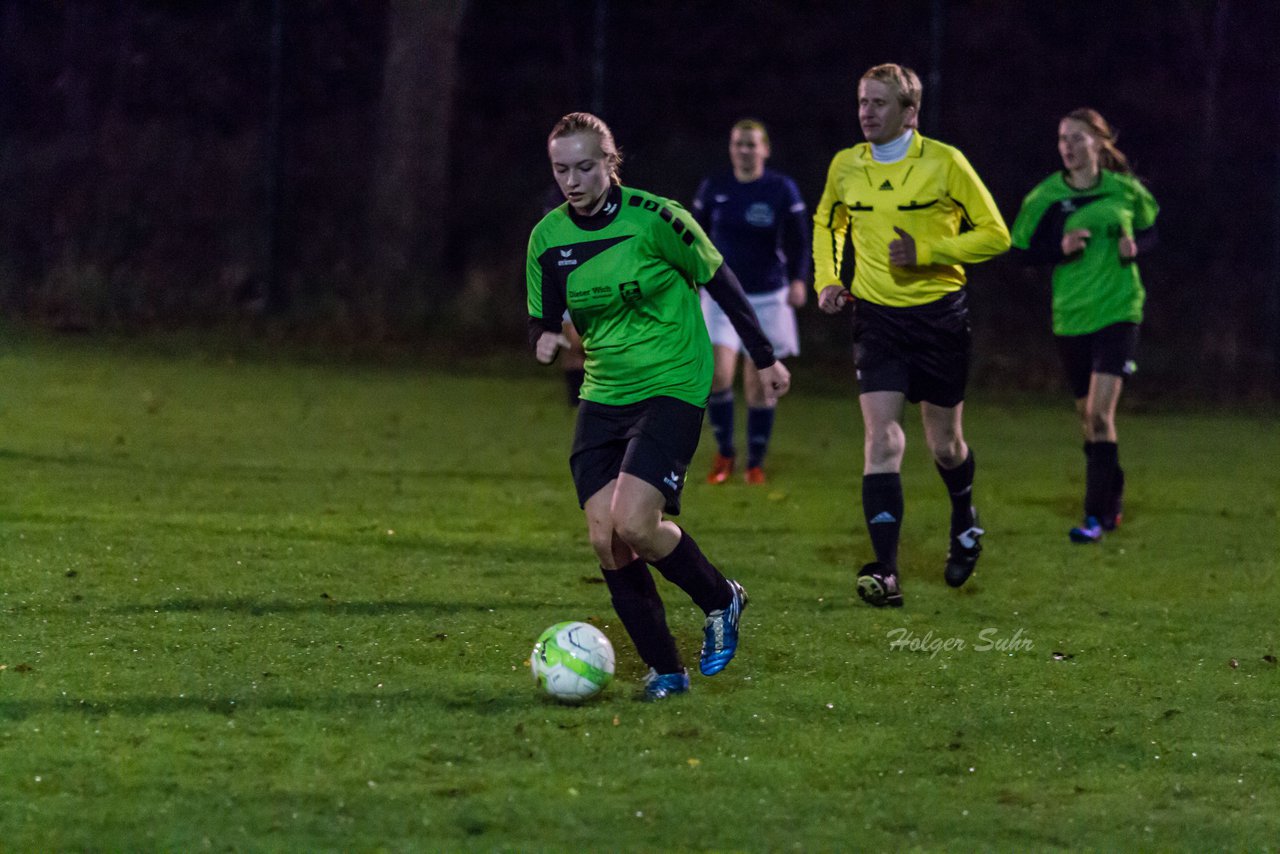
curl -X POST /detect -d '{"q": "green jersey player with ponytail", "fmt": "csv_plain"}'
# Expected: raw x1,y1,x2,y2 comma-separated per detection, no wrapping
1011,108,1159,543
527,112,791,701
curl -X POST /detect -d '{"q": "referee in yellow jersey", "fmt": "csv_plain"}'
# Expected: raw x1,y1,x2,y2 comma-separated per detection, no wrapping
814,63,1010,607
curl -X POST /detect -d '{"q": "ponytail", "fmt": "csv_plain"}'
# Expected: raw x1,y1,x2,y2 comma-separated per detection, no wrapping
1065,108,1130,174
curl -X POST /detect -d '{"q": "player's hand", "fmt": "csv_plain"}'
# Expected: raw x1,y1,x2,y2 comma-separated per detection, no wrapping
1062,228,1091,255
787,279,808,308
1118,235,1138,260
818,285,852,314
758,360,791,406
535,330,570,364
889,226,917,267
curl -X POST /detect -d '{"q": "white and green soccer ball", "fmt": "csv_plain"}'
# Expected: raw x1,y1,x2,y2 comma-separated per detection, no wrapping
530,621,615,703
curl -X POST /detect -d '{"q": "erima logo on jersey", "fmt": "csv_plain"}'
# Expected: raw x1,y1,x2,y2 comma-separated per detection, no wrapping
869,511,898,524
664,471,681,490
557,248,577,267
879,179,894,190
603,201,618,215
1060,200,1076,213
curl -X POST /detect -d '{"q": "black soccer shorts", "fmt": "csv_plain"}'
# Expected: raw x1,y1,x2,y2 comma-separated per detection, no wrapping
570,396,704,516
851,289,971,407
1055,322,1140,399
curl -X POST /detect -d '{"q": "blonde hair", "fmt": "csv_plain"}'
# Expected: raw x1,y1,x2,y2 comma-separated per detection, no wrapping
731,118,770,148
1063,108,1131,174
861,63,922,127
547,112,623,185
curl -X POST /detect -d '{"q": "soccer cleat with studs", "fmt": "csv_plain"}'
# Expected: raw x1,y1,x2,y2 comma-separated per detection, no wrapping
699,579,748,676
1069,516,1104,544
856,561,903,608
944,510,985,588
744,466,766,485
641,668,690,701
706,453,735,485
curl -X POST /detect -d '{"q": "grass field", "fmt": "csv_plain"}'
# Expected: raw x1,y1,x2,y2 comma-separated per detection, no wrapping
1,328,1277,851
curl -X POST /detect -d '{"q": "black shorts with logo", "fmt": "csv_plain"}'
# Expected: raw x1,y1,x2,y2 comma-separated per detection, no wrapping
1055,322,1139,399
852,289,971,407
570,396,704,516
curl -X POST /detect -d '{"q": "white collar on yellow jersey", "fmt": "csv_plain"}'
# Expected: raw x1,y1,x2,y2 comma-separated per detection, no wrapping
870,129,915,164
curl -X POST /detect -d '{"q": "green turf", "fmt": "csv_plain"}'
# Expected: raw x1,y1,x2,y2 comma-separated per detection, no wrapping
1,330,1277,851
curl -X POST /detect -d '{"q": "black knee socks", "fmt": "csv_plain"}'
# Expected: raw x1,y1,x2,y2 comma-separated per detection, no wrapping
936,450,976,536
1084,441,1121,522
601,558,682,674
650,530,732,614
862,473,904,571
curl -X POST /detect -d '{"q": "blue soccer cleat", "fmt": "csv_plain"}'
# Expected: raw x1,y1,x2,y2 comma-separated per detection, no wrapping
642,668,690,701
1069,516,1104,544
699,579,748,676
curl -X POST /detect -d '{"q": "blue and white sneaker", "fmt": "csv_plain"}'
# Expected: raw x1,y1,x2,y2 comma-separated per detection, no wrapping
699,579,748,676
1069,516,1104,544
642,668,690,701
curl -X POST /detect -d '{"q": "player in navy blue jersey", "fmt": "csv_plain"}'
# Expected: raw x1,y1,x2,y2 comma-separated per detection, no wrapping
693,120,810,485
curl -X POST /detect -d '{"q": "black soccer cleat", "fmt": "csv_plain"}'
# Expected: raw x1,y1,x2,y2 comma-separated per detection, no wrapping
857,561,903,607
944,509,984,588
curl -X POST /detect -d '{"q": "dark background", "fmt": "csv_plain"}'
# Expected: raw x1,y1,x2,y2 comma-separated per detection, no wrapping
2,0,1277,397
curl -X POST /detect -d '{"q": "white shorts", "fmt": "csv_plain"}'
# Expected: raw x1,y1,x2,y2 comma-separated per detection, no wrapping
701,287,800,359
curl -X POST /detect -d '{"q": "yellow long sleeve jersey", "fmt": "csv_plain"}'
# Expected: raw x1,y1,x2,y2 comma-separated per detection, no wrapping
812,132,1010,307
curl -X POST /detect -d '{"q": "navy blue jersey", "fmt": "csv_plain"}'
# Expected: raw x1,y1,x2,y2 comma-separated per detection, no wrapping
691,168,811,295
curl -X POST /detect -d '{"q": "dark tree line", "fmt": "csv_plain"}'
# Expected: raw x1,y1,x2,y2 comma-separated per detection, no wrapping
1,0,1276,395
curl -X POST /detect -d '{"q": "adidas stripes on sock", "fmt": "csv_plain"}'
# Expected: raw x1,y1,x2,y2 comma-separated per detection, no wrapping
862,472,903,571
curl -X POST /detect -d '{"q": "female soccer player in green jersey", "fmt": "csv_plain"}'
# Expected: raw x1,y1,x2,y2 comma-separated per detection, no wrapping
1011,108,1159,544
814,64,1010,607
527,112,791,700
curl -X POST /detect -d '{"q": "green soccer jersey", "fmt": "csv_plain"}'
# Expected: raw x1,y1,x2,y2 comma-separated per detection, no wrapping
527,185,723,407
1011,169,1159,336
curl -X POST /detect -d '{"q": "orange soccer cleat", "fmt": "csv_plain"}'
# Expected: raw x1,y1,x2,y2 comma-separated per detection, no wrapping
706,453,735,485
744,466,766,485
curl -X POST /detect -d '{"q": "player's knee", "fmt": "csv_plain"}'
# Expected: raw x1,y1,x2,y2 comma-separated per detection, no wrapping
930,437,966,468
587,529,616,565
865,427,905,468
611,509,658,554
1084,408,1112,440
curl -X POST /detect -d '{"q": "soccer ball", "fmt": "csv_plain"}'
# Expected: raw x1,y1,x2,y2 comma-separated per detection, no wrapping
530,621,615,703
